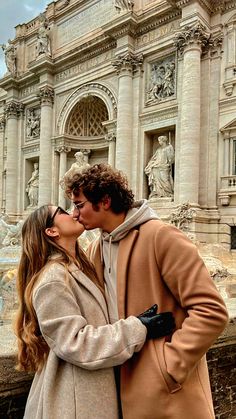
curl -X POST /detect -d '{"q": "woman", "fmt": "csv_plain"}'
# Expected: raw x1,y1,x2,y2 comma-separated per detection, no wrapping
15,205,173,419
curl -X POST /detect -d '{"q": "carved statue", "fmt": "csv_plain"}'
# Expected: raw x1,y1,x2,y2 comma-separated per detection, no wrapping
115,0,134,13
26,109,40,139
0,218,24,247
36,13,51,56
145,135,175,198
64,151,90,178
147,60,175,103
26,163,39,208
0,39,17,75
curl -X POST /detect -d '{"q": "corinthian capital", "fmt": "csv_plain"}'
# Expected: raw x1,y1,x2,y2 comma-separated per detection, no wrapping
39,86,54,105
174,22,210,54
4,101,24,118
55,145,71,153
112,52,143,75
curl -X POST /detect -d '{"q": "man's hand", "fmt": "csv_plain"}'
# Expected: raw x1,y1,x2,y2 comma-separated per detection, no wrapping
137,304,175,339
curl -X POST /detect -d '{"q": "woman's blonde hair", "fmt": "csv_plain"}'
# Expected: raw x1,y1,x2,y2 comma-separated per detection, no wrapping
15,205,99,372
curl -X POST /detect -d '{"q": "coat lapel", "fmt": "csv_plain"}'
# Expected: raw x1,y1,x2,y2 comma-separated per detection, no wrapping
117,229,139,319
68,264,109,323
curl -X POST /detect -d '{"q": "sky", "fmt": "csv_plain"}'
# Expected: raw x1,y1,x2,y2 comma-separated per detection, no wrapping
0,0,49,77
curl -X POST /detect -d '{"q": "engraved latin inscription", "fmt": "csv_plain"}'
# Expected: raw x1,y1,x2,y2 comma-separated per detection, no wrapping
57,0,116,47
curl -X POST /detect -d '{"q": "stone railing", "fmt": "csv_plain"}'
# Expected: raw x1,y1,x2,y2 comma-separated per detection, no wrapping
218,175,236,206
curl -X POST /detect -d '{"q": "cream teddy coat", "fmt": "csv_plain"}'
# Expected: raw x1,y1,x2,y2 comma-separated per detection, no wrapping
23,260,146,419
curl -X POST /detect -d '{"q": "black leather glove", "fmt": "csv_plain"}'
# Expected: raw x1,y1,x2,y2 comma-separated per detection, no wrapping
137,304,175,339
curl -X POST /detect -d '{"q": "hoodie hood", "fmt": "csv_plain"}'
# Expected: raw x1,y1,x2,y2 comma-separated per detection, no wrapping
100,199,159,324
102,199,159,243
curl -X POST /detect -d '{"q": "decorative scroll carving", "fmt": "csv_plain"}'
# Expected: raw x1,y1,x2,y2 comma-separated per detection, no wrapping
115,0,134,13
146,56,176,105
170,202,196,231
174,22,211,54
105,132,116,143
200,32,224,60
26,108,40,139
0,117,6,131
39,86,54,105
5,101,24,118
55,145,71,154
112,52,143,75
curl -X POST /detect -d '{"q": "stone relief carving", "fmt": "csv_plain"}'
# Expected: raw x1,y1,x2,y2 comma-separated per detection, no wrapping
145,135,174,199
26,162,39,208
115,0,134,13
0,215,23,247
0,40,17,76
146,57,176,104
170,202,196,232
36,13,51,57
26,109,40,139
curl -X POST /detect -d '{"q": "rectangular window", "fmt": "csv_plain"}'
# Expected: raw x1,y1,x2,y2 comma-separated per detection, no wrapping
233,139,236,175
231,226,236,249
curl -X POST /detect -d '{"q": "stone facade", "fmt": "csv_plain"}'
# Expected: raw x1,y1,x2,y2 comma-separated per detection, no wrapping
0,0,236,249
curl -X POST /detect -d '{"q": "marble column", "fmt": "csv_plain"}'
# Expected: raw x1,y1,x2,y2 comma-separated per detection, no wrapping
55,145,71,208
223,133,230,176
38,86,54,206
174,23,210,205
5,101,24,215
112,52,143,180
0,117,6,209
105,132,116,167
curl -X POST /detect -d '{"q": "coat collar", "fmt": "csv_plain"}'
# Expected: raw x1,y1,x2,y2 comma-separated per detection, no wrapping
116,229,139,318
68,262,109,323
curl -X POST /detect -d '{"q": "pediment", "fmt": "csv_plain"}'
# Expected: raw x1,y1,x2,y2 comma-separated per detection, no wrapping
221,118,236,132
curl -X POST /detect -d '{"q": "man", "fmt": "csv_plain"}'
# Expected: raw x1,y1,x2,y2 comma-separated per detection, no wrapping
63,163,228,419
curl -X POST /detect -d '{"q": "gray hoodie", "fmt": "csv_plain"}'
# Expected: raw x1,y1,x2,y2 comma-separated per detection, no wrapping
101,199,159,323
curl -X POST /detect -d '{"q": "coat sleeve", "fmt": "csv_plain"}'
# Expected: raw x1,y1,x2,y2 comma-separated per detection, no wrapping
33,271,146,370
154,223,229,384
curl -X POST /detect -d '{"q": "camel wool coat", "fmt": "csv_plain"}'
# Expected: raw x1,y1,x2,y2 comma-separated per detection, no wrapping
23,260,146,419
88,220,229,419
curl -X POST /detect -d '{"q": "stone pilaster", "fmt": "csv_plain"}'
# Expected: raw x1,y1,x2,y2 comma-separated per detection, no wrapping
174,22,210,205
0,116,6,210
55,145,71,208
112,52,143,180
4,101,24,215
105,132,116,167
38,86,54,206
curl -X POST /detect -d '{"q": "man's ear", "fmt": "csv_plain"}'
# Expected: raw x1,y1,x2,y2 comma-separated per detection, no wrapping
101,195,111,209
45,227,59,238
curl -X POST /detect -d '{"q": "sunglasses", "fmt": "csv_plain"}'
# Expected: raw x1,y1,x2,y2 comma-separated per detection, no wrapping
46,206,69,227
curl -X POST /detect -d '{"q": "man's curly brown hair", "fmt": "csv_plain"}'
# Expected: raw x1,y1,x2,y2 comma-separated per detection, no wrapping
62,163,134,214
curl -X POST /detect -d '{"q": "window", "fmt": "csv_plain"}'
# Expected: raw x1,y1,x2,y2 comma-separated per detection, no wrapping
231,226,236,249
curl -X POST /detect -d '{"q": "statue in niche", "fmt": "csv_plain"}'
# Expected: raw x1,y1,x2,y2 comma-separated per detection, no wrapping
146,59,175,104
0,39,17,75
145,135,175,199
36,13,51,56
115,0,134,13
26,162,39,208
64,151,90,178
26,109,40,139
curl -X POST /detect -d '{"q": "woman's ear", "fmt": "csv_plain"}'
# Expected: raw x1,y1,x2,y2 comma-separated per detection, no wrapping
45,227,60,238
